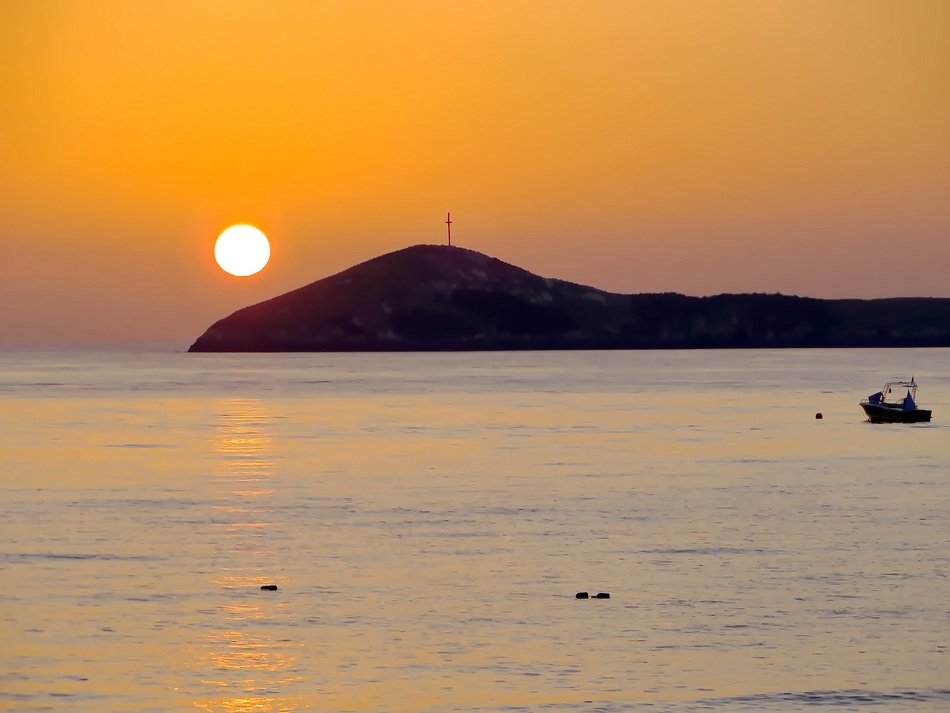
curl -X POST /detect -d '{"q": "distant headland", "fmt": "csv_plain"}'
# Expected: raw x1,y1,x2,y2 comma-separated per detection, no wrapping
188,244,950,352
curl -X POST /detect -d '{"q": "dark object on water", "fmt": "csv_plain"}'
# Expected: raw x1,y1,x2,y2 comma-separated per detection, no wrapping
815,412,823,419
575,591,589,599
260,584,278,591
594,592,611,599
860,378,932,423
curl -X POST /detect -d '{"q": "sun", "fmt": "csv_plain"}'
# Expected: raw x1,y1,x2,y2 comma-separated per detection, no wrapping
214,225,270,276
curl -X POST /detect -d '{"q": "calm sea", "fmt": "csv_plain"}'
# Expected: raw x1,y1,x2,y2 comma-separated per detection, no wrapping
1,348,948,712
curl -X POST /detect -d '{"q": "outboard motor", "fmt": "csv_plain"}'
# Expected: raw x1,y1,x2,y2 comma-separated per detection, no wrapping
902,391,916,411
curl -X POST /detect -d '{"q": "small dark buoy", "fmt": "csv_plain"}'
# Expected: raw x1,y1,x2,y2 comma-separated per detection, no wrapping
815,412,823,419
594,592,610,599
260,584,278,591
575,591,589,599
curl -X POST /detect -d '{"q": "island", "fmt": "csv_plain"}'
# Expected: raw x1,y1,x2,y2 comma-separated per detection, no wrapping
188,244,950,352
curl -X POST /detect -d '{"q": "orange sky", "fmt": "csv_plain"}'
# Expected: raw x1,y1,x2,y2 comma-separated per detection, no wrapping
2,0,949,344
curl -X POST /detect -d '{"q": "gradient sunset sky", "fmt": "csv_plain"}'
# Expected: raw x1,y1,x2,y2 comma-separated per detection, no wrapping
2,1,949,345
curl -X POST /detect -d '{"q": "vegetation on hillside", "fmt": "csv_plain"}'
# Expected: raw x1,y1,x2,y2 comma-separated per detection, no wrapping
189,245,950,352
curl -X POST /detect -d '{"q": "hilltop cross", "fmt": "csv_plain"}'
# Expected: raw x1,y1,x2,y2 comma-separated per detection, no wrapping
446,212,452,247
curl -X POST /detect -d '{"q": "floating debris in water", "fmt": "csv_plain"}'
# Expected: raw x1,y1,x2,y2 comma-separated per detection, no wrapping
575,591,589,599
260,584,278,591
594,592,610,599
815,412,823,419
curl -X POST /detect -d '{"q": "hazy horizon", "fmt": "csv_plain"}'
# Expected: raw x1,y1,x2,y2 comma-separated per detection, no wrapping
7,240,950,349
3,1,949,344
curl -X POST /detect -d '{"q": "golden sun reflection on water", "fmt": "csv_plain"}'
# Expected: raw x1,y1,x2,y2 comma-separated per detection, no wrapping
190,400,300,713
192,630,304,713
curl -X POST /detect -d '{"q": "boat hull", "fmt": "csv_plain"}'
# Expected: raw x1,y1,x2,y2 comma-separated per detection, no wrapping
860,403,932,423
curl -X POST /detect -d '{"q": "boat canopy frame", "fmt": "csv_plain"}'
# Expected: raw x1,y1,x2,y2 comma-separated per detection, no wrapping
872,377,918,406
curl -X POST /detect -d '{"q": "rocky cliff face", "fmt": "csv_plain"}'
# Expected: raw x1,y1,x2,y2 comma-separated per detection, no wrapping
188,244,950,352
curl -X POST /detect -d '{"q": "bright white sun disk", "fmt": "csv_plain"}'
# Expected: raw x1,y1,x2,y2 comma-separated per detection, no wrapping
214,225,270,276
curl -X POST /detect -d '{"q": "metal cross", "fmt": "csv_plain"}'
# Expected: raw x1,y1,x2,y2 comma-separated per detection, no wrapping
446,212,452,246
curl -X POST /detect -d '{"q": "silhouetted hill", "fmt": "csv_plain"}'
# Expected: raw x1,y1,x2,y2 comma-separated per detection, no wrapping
188,245,950,351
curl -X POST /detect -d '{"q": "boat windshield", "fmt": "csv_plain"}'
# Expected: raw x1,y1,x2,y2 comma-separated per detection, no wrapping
877,378,918,406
